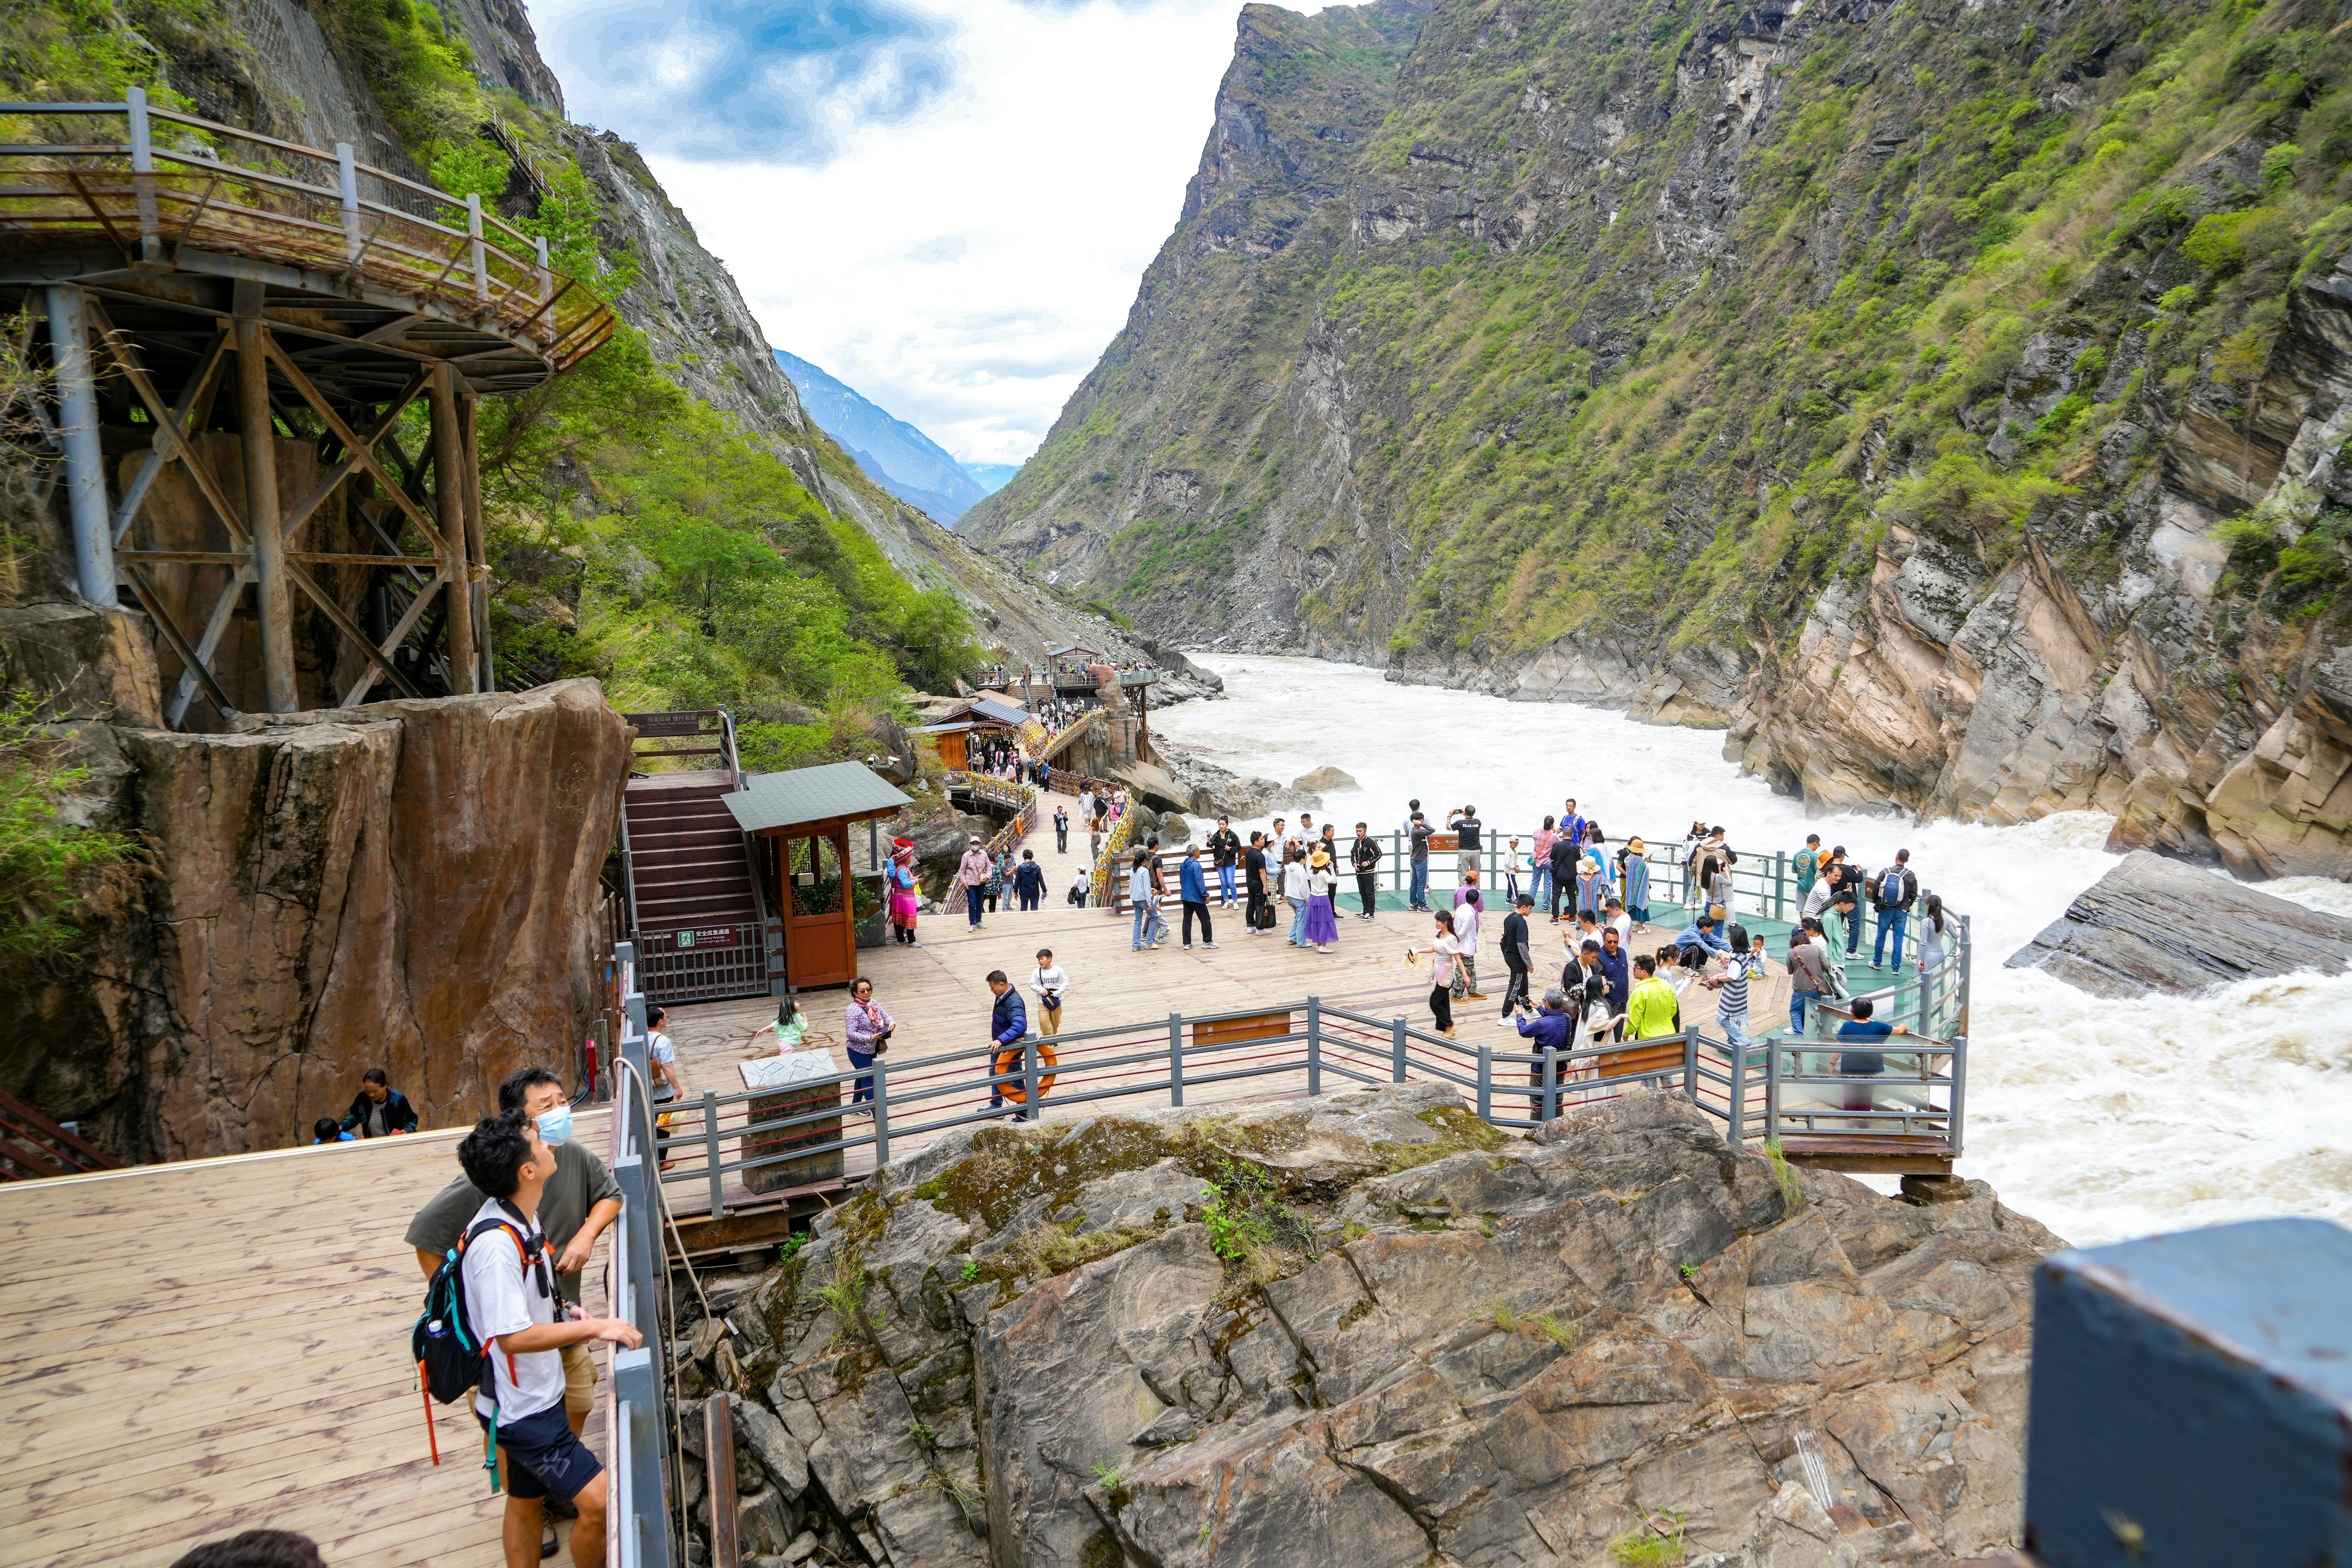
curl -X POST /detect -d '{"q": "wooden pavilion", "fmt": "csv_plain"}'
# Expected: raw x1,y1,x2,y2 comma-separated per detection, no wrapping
721,762,910,993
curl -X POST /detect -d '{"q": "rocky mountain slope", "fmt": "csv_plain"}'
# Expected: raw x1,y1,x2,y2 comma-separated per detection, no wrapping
776,349,991,523
677,1087,2060,1568
961,0,2352,879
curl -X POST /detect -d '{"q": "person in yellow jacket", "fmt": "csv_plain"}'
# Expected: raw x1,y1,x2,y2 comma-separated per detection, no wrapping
1626,953,1680,1038
1604,952,1685,1091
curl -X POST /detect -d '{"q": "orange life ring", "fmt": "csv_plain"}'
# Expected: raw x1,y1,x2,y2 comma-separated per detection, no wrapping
992,1038,1059,1102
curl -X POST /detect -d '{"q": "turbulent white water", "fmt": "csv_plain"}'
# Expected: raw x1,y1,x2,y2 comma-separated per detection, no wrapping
1152,653,2352,1246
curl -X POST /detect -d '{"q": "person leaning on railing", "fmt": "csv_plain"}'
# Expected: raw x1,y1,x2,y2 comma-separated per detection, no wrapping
1833,996,1910,1113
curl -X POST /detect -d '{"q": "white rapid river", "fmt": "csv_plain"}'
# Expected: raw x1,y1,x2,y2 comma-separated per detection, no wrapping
1151,653,2352,1246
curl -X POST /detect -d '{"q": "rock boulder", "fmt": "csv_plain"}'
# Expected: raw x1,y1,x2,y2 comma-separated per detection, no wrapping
0,678,630,1159
684,1086,2060,1568
2004,850,2352,997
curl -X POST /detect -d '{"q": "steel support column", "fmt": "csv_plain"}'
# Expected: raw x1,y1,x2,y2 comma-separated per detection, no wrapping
44,284,115,608
429,364,477,693
233,294,297,712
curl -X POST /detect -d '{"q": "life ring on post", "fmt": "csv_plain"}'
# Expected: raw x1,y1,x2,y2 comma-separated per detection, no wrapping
993,1038,1059,1102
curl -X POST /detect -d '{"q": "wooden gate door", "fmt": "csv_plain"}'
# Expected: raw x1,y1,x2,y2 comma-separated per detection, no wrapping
782,826,856,990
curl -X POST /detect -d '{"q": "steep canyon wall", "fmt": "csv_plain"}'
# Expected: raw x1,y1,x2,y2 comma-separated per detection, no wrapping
962,0,2352,878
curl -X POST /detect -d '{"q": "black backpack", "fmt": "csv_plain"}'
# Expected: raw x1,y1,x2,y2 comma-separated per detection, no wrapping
411,1203,551,1481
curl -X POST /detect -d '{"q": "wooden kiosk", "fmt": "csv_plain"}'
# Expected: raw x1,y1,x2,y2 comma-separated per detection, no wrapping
721,762,911,1192
720,761,911,993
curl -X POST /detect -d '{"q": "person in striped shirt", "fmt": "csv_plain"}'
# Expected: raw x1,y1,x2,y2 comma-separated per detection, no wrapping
1701,923,1766,1048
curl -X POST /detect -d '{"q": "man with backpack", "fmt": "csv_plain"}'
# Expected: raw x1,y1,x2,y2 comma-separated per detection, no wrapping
408,1069,623,1459
1868,848,1919,971
1012,849,1046,911
448,1109,642,1567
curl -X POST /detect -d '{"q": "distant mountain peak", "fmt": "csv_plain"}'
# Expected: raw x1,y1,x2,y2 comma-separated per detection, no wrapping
773,351,985,523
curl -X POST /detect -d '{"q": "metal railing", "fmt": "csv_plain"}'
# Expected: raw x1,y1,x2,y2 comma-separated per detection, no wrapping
605,945,676,1568
654,947,1970,1219
0,93,617,369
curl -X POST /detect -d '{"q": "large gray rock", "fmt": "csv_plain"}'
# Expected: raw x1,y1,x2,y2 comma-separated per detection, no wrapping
2005,850,2352,997
705,1086,2057,1568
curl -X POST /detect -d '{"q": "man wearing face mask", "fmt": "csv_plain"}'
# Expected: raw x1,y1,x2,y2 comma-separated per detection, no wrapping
406,1068,623,1451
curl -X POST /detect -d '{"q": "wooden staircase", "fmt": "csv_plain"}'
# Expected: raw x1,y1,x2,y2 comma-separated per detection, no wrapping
620,711,770,1003
623,772,760,932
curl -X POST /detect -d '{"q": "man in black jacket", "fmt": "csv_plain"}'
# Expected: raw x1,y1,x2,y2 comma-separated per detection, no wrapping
339,1068,418,1138
1207,818,1242,907
1546,830,1581,925
1498,893,1535,1019
1349,822,1382,919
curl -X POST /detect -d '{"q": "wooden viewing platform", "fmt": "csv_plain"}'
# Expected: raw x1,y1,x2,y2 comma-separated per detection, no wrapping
0,778,1965,1564
646,776,1965,1252
0,1127,616,1568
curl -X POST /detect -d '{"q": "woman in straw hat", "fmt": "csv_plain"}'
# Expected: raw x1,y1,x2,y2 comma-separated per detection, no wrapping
1305,847,1341,953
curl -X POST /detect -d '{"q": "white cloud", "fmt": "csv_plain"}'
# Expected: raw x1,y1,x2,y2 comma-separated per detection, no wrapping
532,0,1243,466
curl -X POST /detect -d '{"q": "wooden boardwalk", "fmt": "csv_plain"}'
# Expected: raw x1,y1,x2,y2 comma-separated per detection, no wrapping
654,781,1800,1218
0,783,1854,1566
0,1125,612,1568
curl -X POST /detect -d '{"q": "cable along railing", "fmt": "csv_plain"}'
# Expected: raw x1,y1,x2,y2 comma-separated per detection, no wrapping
0,90,617,374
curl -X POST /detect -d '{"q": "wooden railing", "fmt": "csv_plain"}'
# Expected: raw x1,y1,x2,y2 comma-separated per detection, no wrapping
0,92,616,370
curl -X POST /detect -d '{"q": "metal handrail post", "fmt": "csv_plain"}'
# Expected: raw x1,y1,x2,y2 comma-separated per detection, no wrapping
1775,851,1786,921
127,85,159,261
1306,996,1321,1097
1168,1014,1184,1106
872,1058,890,1166
701,1089,724,1220
336,142,361,262
1956,915,1972,1037
1541,1046,1558,1124
1391,1017,1407,1082
1476,1042,1492,1122
1682,1026,1698,1102
1023,1033,1041,1114
1949,1035,1967,1154
613,1347,672,1568
1764,1039,1780,1144
466,192,488,299
1727,1033,1746,1144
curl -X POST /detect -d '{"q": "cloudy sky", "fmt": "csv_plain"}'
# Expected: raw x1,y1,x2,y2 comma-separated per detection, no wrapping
530,0,1247,466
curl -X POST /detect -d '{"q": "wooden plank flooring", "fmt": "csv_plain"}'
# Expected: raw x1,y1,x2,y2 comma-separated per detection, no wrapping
0,1123,614,1568
653,783,1812,1214
0,781,1877,1565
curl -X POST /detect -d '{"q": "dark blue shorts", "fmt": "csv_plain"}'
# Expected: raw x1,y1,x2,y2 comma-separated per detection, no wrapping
480,1399,602,1503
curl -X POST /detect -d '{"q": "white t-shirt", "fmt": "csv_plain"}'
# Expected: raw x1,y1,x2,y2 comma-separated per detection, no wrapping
650,1030,677,1102
1283,860,1311,900
459,1197,564,1424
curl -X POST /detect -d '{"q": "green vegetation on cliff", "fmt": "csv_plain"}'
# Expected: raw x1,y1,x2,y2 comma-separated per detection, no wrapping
968,0,2352,669
3,0,982,774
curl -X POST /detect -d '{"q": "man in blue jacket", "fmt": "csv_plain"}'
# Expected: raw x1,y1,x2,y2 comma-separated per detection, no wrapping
986,969,1033,1120
1512,987,1575,1118
1673,914,1733,963
1012,850,1046,911
1177,847,1219,950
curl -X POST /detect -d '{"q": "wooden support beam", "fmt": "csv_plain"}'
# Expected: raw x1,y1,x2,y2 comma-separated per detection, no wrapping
282,556,424,701
164,564,253,730
340,565,445,707
82,299,247,545
120,563,238,720
260,336,445,558
233,295,296,714
108,330,228,547
428,362,476,694
270,365,427,550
